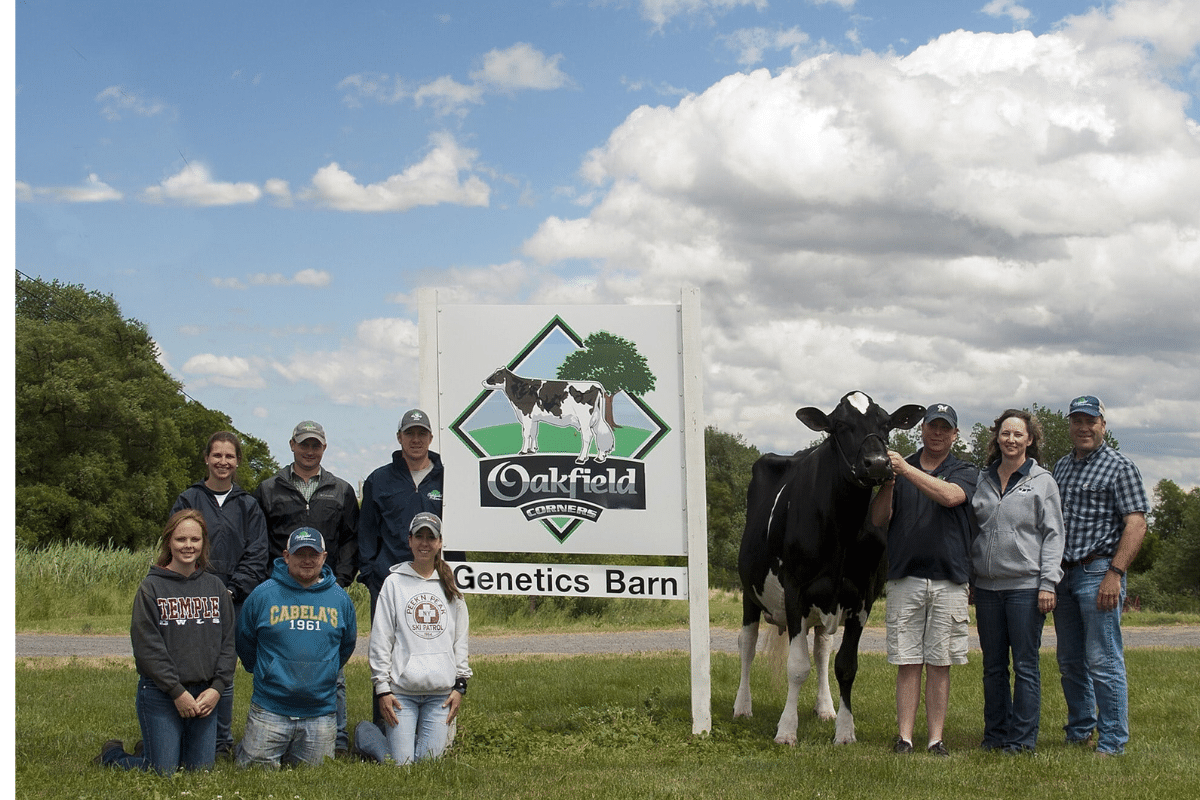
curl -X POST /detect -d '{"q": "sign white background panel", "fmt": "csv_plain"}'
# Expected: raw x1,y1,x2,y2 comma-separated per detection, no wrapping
452,562,689,599
436,304,686,555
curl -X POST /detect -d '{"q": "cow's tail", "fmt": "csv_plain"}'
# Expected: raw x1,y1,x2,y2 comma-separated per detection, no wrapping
765,624,790,684
592,393,615,457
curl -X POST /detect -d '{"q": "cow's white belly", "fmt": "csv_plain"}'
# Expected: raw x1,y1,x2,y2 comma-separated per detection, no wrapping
754,568,787,628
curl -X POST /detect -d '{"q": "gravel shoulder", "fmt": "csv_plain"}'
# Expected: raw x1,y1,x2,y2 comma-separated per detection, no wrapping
14,624,1200,660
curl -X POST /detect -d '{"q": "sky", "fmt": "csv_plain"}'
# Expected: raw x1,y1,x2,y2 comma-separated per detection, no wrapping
12,0,1200,497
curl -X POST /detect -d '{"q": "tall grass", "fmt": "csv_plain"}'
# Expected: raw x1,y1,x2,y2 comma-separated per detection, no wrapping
14,543,750,635
15,544,1200,634
14,649,1200,799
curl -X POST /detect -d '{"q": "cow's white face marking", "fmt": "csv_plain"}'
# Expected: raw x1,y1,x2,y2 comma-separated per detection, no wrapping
847,392,870,415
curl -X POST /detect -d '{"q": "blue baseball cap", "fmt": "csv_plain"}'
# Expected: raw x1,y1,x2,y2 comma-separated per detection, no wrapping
1068,395,1105,417
287,527,326,554
924,403,958,427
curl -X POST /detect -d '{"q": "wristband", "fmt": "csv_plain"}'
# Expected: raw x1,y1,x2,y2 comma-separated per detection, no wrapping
453,677,468,696
1107,565,1126,578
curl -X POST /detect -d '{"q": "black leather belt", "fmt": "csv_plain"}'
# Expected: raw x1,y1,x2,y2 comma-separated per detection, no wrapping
1062,552,1111,569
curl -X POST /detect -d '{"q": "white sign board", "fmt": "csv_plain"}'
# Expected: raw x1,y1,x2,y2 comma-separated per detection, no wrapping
430,301,688,555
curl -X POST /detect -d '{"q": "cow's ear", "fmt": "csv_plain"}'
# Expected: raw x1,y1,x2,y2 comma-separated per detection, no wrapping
889,404,926,431
796,407,832,432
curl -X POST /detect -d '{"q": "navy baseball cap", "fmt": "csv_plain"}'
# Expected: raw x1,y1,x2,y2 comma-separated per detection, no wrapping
1068,395,1105,417
287,527,326,554
924,403,958,427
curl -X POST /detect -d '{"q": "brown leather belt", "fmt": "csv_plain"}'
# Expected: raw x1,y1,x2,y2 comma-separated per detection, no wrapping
1062,552,1110,569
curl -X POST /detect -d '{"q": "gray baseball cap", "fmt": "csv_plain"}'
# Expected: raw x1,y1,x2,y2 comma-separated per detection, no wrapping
399,409,432,432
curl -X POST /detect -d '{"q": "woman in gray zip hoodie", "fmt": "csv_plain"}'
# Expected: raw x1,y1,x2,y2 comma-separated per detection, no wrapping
970,409,1065,754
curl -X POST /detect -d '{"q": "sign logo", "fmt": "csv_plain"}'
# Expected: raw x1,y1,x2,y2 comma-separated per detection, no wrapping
450,316,670,543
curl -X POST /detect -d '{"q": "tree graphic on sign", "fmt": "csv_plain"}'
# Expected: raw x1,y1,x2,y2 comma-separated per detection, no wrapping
556,330,656,430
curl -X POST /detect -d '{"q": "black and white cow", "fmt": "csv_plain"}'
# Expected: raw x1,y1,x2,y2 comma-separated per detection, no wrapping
734,391,924,745
482,367,616,464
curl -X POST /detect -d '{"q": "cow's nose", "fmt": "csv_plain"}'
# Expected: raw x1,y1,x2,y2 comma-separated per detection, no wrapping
862,451,891,480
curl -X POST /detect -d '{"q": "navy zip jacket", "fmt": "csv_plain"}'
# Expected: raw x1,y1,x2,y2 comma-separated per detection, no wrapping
357,450,445,594
171,482,269,603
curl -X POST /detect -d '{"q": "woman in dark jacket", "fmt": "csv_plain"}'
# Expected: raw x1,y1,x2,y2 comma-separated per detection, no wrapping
170,431,268,757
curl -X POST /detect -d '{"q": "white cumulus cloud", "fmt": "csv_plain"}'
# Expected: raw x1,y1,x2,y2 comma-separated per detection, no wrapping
142,164,262,206
301,133,490,212
524,0,1200,488
16,173,123,203
181,353,265,389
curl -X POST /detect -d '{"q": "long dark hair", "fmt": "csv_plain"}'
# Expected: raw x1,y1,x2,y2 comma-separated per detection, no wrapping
984,409,1043,465
156,509,211,572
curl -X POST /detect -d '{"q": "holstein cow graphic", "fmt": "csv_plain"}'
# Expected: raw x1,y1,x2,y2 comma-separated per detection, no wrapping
735,391,924,745
482,367,616,464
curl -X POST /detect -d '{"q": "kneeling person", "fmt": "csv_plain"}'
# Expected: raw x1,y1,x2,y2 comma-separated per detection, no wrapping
236,528,357,768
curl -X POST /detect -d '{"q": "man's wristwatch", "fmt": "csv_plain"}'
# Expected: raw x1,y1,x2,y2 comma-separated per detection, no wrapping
1107,565,1126,578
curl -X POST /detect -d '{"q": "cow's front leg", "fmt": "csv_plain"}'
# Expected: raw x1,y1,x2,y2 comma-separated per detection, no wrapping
831,617,865,744
811,625,836,721
775,628,812,745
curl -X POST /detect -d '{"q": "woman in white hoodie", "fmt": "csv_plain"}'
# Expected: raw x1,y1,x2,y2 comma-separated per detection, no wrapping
357,512,470,764
970,409,1065,754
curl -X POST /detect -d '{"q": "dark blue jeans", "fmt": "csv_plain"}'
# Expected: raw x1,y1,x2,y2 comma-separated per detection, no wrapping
103,679,217,773
975,588,1045,751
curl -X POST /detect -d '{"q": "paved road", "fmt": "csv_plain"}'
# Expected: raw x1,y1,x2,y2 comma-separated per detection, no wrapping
14,625,1200,659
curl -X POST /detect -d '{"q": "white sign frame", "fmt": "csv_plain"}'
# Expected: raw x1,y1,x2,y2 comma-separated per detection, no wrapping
419,288,711,734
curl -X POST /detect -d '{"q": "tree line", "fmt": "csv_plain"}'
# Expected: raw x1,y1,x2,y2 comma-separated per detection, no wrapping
15,272,1199,606
15,273,278,550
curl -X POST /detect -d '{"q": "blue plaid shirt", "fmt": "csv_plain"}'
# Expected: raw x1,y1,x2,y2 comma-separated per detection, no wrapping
1052,443,1148,563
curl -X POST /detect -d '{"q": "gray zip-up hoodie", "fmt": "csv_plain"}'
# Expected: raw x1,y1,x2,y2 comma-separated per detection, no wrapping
970,459,1066,593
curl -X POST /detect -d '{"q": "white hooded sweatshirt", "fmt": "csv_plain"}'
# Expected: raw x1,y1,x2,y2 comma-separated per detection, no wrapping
369,561,471,696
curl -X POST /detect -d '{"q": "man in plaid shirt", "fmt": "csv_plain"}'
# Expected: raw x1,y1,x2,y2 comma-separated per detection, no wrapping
1051,395,1148,756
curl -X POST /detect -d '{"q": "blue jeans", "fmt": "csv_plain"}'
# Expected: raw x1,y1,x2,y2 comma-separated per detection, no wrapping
216,598,243,752
236,703,335,768
1053,558,1128,754
335,667,348,751
103,679,216,773
357,694,453,765
975,588,1045,751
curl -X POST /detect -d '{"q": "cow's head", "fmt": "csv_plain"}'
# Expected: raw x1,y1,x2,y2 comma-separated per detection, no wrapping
796,392,925,487
482,367,510,389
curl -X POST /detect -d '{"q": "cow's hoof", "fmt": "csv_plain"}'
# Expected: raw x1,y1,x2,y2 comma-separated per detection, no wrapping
595,454,608,462
574,457,588,464
832,734,857,745
816,710,836,722
732,709,752,719
773,733,798,746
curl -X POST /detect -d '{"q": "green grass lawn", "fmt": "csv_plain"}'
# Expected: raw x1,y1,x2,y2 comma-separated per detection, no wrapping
15,649,1200,799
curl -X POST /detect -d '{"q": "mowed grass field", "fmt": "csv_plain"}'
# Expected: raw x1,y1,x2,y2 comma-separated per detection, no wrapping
14,543,1200,799
15,648,1200,800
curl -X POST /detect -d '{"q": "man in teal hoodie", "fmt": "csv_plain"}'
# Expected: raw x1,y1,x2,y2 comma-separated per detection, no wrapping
235,528,357,768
